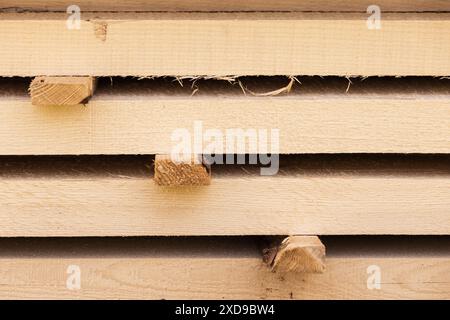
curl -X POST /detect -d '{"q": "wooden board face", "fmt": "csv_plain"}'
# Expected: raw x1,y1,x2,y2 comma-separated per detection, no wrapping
0,237,448,299
3,0,450,12
3,257,448,299
0,155,449,236
1,77,449,155
1,13,450,76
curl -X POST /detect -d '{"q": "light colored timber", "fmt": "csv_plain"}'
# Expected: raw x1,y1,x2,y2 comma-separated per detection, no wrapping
264,236,326,274
154,154,211,186
0,237,448,299
29,76,95,106
0,77,450,155
0,156,449,236
1,12,450,76
3,0,450,12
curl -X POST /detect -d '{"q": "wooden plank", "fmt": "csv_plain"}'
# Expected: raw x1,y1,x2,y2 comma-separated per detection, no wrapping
1,77,449,155
29,76,95,106
0,237,448,299
1,12,450,76
154,154,211,186
264,236,326,273
3,0,450,12
0,155,448,236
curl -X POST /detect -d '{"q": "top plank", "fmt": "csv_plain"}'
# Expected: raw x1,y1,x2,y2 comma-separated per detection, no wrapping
0,12,449,77
2,0,450,12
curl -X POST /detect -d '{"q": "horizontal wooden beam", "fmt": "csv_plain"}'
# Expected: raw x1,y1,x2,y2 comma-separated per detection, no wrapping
0,237,447,299
1,77,449,155
29,76,96,106
3,0,449,12
1,12,450,76
0,156,448,236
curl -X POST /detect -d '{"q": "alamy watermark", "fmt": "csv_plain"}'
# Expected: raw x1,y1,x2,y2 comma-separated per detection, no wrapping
367,265,381,290
171,121,279,176
367,5,381,30
66,264,81,290
66,5,81,30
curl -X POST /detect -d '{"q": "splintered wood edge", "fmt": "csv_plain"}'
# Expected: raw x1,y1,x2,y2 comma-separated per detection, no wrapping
154,154,211,186
264,236,326,274
29,76,96,106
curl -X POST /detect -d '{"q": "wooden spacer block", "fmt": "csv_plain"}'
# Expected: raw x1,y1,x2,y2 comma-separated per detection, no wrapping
263,236,326,273
29,76,96,106
154,154,211,186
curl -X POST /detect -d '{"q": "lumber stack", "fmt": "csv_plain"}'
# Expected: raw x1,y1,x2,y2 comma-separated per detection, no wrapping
0,1,449,300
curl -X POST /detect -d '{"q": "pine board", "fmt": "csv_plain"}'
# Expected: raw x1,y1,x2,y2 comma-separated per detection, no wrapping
0,155,449,236
1,77,449,155
0,237,448,299
3,0,450,12
1,12,450,76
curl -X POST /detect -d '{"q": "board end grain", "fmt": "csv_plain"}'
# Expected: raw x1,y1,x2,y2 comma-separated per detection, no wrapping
154,154,211,186
264,236,326,273
29,76,96,106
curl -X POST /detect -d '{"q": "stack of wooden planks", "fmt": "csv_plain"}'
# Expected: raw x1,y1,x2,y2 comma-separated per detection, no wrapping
0,1,449,300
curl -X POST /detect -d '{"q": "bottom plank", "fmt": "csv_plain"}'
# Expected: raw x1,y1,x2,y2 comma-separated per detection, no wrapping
0,237,448,299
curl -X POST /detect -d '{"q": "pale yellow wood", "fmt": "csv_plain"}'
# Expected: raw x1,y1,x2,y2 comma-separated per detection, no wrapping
154,154,211,186
0,237,447,299
0,85,449,155
2,257,448,299
267,236,326,274
29,76,95,106
3,0,449,12
1,12,450,76
0,170,449,236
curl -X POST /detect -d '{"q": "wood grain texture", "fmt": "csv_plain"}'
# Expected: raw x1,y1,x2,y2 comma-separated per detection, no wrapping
267,236,326,274
0,237,448,299
1,12,450,76
1,77,449,155
3,0,450,12
0,156,449,236
29,76,95,106
154,154,211,186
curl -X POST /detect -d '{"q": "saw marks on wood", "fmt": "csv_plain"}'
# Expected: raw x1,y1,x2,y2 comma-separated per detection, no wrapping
2,0,450,12
1,76,450,155
0,154,449,236
0,237,448,299
154,154,211,186
264,236,326,274
1,12,450,76
29,76,96,106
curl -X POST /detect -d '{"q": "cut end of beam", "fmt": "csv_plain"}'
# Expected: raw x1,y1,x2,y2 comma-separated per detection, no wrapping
29,76,96,106
154,154,211,186
264,236,326,274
